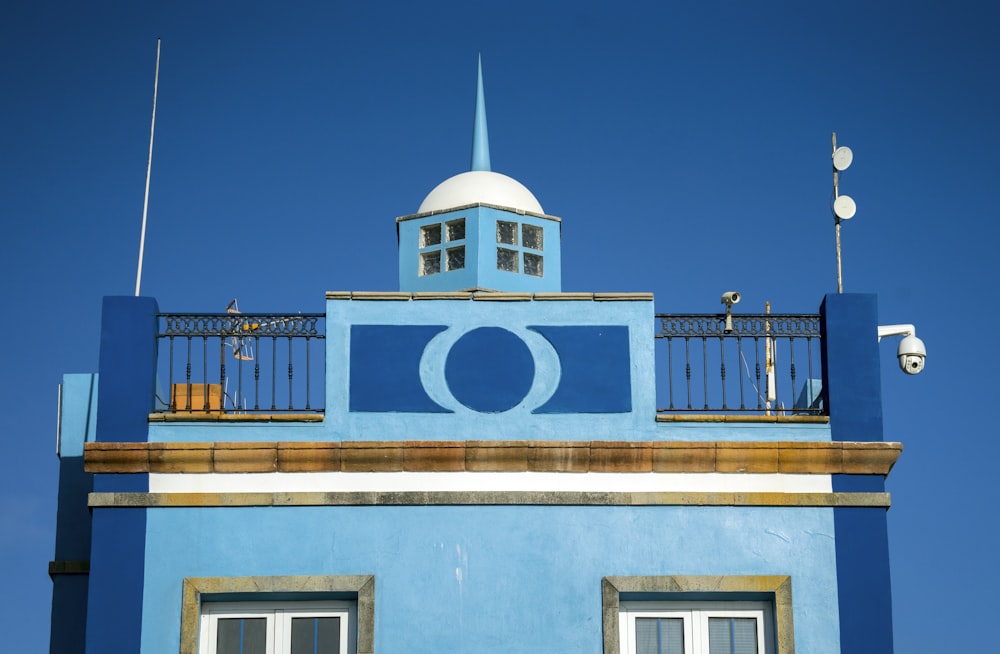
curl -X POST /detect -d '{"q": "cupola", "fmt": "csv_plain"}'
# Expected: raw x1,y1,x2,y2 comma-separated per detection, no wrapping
397,57,562,293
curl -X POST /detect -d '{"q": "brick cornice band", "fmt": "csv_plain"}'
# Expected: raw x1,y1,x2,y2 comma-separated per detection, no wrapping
84,440,902,476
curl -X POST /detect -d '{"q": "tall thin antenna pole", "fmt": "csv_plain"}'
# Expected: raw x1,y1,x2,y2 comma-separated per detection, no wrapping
832,131,844,293
135,38,161,297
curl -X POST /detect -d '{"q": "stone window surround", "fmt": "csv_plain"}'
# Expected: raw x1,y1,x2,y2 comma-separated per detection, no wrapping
180,575,375,654
602,575,794,654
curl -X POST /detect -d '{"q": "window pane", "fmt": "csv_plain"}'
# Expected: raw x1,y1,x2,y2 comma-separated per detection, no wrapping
446,246,465,271
446,218,466,241
420,251,441,276
523,253,543,277
636,618,684,654
709,617,758,654
522,224,543,250
217,618,267,654
497,221,518,245
291,616,341,654
497,247,518,272
420,224,441,247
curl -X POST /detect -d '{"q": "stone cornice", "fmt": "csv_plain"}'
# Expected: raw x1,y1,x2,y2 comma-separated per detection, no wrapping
84,440,901,476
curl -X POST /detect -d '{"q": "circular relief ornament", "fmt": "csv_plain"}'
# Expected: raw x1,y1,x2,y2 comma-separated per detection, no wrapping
444,327,535,412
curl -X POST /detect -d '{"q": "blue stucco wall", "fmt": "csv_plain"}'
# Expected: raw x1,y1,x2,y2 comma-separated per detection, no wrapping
325,297,655,441
140,505,840,653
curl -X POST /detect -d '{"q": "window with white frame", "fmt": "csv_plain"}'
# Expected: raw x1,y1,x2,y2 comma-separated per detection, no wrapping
601,576,792,654
181,575,374,654
619,601,774,654
200,600,357,654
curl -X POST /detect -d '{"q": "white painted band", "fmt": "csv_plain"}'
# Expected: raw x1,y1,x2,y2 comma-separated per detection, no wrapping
149,471,832,495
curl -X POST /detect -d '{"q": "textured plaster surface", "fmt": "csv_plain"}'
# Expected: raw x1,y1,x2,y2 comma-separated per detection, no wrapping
141,505,839,653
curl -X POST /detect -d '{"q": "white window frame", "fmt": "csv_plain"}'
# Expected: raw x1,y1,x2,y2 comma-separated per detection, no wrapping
200,600,357,654
620,600,774,654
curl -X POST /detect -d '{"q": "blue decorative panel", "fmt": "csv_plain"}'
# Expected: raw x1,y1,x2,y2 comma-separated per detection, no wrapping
349,325,451,412
445,327,535,412
529,326,631,413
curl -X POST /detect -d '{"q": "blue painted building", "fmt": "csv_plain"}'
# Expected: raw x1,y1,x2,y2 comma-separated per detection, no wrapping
49,62,901,654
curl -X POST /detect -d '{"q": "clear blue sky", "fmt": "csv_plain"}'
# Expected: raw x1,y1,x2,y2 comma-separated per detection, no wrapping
2,2,997,651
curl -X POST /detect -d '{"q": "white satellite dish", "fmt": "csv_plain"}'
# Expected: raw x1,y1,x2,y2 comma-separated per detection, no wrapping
832,146,854,171
834,194,857,219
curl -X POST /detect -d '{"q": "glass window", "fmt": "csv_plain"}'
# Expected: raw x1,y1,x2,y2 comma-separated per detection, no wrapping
446,246,465,272
497,247,519,272
420,224,441,247
420,251,441,276
522,224,543,250
216,617,267,654
201,602,355,654
497,220,518,245
523,252,544,277
620,602,770,654
446,218,466,242
708,617,759,654
635,617,685,654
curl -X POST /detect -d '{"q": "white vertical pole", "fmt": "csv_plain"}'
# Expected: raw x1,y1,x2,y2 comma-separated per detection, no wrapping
135,38,161,297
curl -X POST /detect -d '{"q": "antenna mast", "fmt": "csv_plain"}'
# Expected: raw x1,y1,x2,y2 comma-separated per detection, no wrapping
832,132,843,293
134,38,161,297
830,132,856,293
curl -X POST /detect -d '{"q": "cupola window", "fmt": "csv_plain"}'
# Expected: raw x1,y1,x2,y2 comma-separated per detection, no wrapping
497,220,518,245
420,224,442,248
419,218,466,276
497,247,519,272
522,224,543,250
496,220,544,277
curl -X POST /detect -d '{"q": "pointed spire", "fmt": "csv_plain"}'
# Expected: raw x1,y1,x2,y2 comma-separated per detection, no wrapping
471,54,491,172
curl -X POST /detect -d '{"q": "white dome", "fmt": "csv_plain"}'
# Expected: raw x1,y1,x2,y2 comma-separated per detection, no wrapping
418,170,544,215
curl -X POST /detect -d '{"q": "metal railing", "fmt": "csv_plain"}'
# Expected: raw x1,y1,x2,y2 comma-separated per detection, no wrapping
655,314,824,415
154,313,325,414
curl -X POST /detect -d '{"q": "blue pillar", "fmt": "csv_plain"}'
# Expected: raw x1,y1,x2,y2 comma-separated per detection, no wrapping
95,295,159,444
820,293,883,443
86,297,156,653
821,293,894,653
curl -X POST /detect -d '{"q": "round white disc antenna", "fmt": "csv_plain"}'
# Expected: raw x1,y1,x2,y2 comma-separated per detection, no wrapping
834,194,857,219
833,146,854,171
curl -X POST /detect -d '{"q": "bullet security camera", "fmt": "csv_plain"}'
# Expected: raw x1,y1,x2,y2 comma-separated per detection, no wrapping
877,324,926,375
721,291,741,332
897,334,926,375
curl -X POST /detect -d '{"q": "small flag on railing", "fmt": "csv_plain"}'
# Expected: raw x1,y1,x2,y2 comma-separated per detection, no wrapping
225,299,255,361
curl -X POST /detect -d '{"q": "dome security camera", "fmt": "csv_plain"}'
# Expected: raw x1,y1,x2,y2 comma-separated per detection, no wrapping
897,334,926,375
721,291,741,306
879,325,927,376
